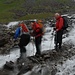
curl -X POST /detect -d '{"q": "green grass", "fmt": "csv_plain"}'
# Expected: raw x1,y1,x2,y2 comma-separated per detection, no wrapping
19,13,54,20
0,0,26,23
57,0,69,3
0,0,74,23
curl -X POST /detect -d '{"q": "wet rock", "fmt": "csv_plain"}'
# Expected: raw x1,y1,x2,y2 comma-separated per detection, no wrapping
51,68,57,75
0,69,10,75
17,64,33,75
28,56,40,64
30,65,51,75
0,39,8,47
0,43,75,75
17,54,34,75
41,66,51,75
4,61,14,70
0,25,19,54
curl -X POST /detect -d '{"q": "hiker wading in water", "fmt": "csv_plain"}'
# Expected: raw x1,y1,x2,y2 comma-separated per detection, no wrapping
54,13,64,52
14,22,30,59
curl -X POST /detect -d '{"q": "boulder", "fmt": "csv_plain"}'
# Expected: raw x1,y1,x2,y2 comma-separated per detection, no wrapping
3,61,14,70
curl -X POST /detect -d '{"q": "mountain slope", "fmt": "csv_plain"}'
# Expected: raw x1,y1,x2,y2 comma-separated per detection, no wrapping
0,0,75,23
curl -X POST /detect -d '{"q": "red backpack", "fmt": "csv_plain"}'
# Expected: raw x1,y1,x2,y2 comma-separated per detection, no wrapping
20,23,29,32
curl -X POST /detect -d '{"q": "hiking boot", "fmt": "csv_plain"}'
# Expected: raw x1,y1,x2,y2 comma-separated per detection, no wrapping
35,54,40,57
56,49,60,52
55,47,60,52
35,52,41,57
55,46,58,52
59,47,63,52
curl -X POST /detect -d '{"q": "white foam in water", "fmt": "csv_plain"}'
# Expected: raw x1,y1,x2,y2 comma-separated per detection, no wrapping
6,21,19,28
26,42,36,56
63,23,75,45
0,48,20,68
56,56,75,75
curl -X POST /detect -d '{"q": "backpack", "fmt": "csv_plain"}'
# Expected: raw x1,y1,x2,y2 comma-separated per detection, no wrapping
37,21,45,35
20,23,29,33
62,16,68,30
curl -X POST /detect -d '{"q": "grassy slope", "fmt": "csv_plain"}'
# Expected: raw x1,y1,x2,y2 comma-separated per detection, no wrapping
0,0,74,23
0,0,25,23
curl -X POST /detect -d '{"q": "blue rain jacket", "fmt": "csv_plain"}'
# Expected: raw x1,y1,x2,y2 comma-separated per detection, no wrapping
14,27,20,39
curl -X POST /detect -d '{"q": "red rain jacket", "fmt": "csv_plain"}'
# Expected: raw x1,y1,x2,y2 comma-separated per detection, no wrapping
32,22,42,38
56,16,64,31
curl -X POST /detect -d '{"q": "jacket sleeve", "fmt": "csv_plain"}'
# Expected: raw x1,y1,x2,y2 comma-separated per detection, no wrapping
36,28,40,33
58,18,64,31
14,27,20,39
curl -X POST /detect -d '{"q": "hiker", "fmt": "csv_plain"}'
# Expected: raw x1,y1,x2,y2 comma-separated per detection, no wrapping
30,21,43,56
54,13,64,51
14,22,30,58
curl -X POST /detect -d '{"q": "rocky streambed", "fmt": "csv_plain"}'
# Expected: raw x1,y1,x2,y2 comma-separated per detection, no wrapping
0,23,20,54
0,16,75,75
0,43,75,75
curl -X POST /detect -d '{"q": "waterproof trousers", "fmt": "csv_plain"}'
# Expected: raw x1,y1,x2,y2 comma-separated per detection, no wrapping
35,36,42,55
55,30,63,50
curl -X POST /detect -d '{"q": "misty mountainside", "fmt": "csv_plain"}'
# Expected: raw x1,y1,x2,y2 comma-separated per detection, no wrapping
0,0,75,23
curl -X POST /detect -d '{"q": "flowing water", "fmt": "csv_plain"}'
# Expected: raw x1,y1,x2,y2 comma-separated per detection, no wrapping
0,14,75,75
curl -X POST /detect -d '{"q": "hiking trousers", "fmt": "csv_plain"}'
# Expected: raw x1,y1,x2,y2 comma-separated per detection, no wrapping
19,34,30,54
55,30,63,50
35,36,42,55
